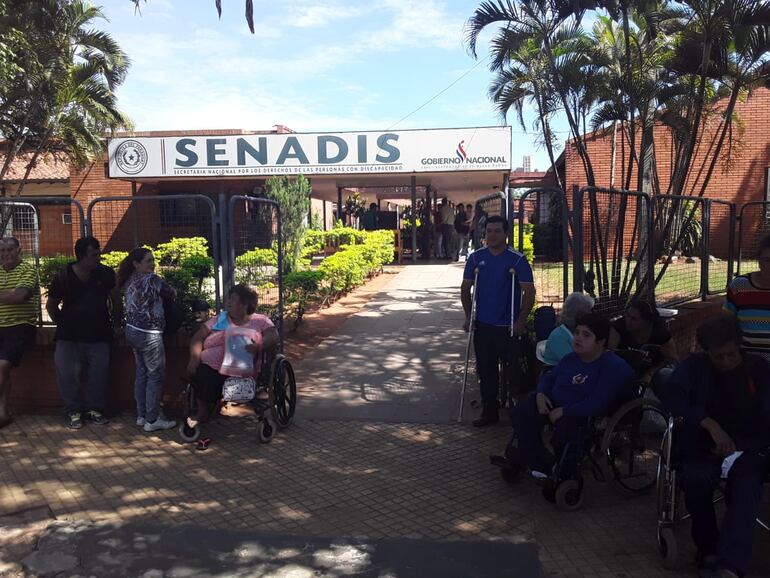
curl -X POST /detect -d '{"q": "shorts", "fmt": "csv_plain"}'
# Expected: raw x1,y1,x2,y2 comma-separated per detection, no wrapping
191,363,227,404
0,324,36,367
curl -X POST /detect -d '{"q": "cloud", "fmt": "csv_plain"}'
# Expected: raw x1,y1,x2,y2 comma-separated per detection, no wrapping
290,3,363,27
363,0,466,51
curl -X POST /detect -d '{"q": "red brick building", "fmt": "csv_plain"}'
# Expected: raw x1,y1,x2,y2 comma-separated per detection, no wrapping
560,87,770,258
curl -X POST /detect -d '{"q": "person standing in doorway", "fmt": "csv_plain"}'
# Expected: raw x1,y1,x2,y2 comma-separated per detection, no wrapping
461,215,536,426
118,248,177,433
454,204,469,261
47,237,116,430
0,237,39,429
439,199,454,260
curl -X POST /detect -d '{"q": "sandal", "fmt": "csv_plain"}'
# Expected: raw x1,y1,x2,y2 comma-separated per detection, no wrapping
196,437,211,451
186,416,202,429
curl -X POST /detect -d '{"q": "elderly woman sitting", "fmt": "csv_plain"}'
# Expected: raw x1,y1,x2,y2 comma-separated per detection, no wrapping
185,284,280,428
538,292,595,367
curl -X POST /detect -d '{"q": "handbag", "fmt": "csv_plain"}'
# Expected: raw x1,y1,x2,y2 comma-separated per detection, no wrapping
222,376,256,402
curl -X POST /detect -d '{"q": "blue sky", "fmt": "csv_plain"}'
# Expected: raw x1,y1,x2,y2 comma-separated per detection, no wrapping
99,0,569,171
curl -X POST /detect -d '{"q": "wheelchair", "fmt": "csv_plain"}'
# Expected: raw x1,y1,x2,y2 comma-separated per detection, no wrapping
492,379,668,511
655,417,770,569
177,345,297,445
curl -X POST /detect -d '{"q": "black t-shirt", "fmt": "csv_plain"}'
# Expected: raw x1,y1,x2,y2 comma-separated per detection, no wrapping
49,263,116,342
708,361,763,442
612,317,671,368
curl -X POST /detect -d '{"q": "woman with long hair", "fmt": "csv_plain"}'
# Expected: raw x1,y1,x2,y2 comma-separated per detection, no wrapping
118,248,177,433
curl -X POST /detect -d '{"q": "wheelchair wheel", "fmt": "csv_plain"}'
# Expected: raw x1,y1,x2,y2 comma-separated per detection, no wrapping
601,397,666,494
554,479,584,511
269,355,296,429
658,527,678,569
179,421,201,443
258,419,274,443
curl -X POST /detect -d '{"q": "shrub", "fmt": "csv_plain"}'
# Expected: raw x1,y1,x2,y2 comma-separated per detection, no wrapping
235,247,278,286
38,254,71,289
264,175,311,273
160,254,215,330
512,225,535,263
154,237,209,266
302,229,326,256
324,226,366,247
284,270,324,326
317,229,395,296
100,251,127,271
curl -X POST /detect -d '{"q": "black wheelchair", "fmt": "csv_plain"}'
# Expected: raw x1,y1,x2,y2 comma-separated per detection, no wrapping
178,345,297,444
655,417,770,569
492,378,668,511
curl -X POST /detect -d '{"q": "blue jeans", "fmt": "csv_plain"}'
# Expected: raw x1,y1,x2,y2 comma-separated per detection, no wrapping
125,326,166,422
54,341,110,416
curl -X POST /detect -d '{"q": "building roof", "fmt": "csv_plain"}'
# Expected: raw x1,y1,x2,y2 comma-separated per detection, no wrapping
0,150,70,183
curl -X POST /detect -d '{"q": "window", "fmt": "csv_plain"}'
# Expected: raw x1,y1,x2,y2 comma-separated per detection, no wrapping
61,212,72,225
160,195,198,228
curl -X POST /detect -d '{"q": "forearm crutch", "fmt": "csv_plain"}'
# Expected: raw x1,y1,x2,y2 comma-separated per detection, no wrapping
500,267,518,408
458,267,479,423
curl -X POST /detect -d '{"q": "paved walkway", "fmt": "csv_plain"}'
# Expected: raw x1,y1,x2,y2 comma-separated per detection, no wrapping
297,262,473,423
3,262,770,577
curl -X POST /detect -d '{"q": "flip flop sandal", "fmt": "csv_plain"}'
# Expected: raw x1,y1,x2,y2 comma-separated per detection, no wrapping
196,437,211,451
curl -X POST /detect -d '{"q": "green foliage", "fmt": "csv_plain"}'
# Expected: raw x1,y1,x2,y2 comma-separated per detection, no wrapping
180,254,214,287
234,247,278,286
159,256,214,329
512,225,535,263
324,227,366,247
318,230,395,295
309,211,324,231
264,175,311,274
154,237,209,266
284,270,325,326
100,251,127,271
302,229,326,256
38,255,71,290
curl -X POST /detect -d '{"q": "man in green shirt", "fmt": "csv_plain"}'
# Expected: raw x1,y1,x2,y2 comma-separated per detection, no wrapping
0,237,39,428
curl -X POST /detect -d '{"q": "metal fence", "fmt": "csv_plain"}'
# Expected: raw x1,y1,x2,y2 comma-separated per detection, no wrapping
226,196,283,342
737,201,770,276
87,194,221,310
0,197,86,325
516,188,570,310
651,194,709,307
573,186,655,319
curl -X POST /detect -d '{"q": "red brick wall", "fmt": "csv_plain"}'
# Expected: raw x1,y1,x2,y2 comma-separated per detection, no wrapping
565,87,770,258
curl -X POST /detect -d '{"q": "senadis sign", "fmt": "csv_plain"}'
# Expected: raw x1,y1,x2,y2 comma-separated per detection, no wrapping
107,127,511,178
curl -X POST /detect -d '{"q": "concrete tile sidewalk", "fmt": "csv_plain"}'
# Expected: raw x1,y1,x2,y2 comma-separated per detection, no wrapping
3,262,770,577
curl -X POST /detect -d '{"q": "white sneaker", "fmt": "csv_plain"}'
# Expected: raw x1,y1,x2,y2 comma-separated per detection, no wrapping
143,418,176,432
136,417,146,427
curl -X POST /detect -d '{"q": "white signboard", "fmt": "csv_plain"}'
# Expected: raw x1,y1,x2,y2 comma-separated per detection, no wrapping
107,127,511,178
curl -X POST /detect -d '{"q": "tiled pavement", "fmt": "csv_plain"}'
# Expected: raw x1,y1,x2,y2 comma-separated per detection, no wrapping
2,262,770,576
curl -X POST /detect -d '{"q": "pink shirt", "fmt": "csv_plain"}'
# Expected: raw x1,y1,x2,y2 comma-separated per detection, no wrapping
200,314,275,373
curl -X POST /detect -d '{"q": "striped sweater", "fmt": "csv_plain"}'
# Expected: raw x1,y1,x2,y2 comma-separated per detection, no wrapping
725,274,770,360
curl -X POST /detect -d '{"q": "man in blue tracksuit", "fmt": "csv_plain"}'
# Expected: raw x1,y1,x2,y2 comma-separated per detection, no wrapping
461,215,536,427
508,313,634,477
663,316,770,578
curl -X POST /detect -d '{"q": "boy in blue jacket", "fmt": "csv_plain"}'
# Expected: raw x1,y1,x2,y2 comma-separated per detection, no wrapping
509,313,635,477
663,316,770,578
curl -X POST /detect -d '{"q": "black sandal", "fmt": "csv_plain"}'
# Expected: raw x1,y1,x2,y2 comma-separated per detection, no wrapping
196,437,211,451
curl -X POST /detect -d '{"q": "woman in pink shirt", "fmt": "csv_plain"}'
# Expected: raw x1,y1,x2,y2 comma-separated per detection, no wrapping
185,284,279,428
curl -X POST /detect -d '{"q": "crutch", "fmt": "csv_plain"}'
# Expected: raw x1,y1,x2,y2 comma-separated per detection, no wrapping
458,267,479,423
501,268,518,408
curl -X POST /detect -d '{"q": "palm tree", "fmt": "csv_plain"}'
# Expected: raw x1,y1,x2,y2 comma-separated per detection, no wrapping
132,0,256,33
466,0,599,186
487,38,564,190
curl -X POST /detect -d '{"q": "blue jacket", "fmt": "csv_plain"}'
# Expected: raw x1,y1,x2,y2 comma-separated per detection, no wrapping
662,353,770,452
536,351,635,418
